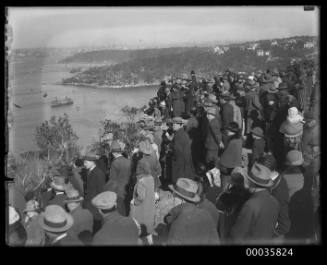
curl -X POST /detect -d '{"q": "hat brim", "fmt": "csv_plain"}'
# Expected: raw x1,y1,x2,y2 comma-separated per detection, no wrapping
168,184,201,203
285,158,304,166
50,182,66,191
267,88,278,93
38,212,74,233
245,174,274,188
84,156,98,161
64,196,84,203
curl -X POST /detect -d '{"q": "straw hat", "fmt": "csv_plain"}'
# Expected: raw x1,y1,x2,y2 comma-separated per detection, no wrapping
50,176,67,191
168,178,201,203
172,117,184,125
111,140,122,153
285,150,304,166
92,191,117,210
267,83,279,93
208,94,218,103
64,189,84,203
24,200,40,213
38,205,74,233
246,163,274,188
139,140,154,155
83,150,99,161
251,127,264,138
206,107,217,116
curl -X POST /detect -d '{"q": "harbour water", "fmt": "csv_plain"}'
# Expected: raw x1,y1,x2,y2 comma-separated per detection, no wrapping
8,55,157,155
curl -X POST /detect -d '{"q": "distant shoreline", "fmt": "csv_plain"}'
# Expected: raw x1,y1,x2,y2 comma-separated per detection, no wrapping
56,82,159,89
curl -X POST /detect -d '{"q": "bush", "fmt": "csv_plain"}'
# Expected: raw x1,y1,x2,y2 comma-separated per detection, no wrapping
35,113,80,163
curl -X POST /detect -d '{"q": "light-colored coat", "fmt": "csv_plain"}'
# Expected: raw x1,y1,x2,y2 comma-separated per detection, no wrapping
130,174,155,234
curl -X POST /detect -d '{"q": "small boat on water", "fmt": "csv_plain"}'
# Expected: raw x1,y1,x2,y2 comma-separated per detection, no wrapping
51,96,74,107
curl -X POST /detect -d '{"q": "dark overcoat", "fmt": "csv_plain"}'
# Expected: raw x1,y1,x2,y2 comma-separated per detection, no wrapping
92,211,139,245
166,203,220,245
83,167,106,220
270,175,291,236
205,117,222,150
70,206,93,241
171,128,195,183
104,156,131,199
171,90,185,117
230,190,279,243
220,137,243,169
221,102,234,129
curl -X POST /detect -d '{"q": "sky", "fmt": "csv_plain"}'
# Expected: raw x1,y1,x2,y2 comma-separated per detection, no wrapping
7,6,319,49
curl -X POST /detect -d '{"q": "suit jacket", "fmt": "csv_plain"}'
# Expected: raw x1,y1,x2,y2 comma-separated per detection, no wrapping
205,118,221,150
171,128,195,183
270,176,291,236
50,232,84,246
92,211,139,245
244,91,263,116
166,203,220,245
230,190,279,243
47,192,67,209
84,167,106,220
221,102,234,128
70,206,93,239
104,156,131,199
220,138,243,169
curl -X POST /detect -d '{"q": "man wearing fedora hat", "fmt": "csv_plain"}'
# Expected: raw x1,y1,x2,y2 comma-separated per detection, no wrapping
171,117,195,184
64,188,93,244
219,92,234,131
104,140,132,217
205,106,222,167
83,150,106,234
250,127,266,167
244,83,263,136
229,162,279,243
39,205,83,246
256,154,290,242
47,175,68,209
164,178,219,245
23,200,45,246
92,191,139,245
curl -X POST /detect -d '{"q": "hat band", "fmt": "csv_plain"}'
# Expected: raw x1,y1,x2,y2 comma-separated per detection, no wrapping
66,196,83,201
249,172,271,185
44,217,67,228
174,185,196,199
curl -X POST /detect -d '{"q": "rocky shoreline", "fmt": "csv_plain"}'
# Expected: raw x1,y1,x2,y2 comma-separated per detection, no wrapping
57,82,159,89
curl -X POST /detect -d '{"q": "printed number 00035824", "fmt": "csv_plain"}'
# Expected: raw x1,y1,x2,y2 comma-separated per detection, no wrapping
246,248,293,257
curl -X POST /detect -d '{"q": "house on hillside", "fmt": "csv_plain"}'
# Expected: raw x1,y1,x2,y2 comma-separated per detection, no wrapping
265,51,271,56
222,46,230,52
256,49,265,56
287,39,297,44
214,46,225,55
304,41,315,48
271,40,278,46
247,43,259,50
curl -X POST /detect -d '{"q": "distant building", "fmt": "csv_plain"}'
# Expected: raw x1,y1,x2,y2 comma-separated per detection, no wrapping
287,39,297,44
214,46,225,55
222,46,230,52
271,40,278,46
265,51,271,56
304,42,314,48
256,49,264,56
247,43,259,50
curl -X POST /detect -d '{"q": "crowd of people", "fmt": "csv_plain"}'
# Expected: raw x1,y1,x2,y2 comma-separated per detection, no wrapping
8,60,320,246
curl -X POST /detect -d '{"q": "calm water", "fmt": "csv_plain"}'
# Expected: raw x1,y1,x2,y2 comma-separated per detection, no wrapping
8,55,157,155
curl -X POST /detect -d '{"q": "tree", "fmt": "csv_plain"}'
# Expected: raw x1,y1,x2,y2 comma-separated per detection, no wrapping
35,113,79,163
